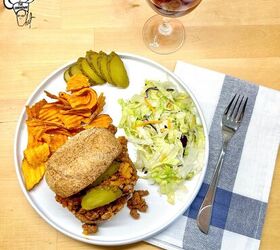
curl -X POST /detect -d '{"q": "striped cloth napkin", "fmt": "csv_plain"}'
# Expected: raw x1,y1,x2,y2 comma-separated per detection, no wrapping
146,61,280,250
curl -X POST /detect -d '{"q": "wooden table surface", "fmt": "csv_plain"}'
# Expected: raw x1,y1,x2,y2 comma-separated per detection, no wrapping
0,0,279,249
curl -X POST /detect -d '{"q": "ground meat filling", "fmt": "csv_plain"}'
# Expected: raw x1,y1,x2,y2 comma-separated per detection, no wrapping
55,136,138,234
82,223,98,235
127,190,149,219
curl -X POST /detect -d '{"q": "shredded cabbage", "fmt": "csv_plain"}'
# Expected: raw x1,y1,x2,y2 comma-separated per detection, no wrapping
119,80,205,203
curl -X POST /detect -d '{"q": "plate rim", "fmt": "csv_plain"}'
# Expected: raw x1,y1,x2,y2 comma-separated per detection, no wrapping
13,52,209,246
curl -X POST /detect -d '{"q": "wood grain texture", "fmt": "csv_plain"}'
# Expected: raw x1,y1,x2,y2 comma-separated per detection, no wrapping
0,0,279,249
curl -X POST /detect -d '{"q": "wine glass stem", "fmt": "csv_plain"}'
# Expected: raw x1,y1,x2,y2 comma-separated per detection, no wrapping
158,18,172,36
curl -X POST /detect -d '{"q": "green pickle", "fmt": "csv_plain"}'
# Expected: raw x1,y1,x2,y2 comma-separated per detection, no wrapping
64,50,129,87
69,62,83,76
80,57,106,85
108,52,129,88
63,69,71,82
86,51,104,79
81,186,122,210
97,51,113,83
91,161,120,187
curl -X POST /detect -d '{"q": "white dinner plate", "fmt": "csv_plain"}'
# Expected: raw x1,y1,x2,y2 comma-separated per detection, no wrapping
14,53,209,246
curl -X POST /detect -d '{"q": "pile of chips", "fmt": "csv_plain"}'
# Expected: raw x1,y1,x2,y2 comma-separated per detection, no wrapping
22,74,113,190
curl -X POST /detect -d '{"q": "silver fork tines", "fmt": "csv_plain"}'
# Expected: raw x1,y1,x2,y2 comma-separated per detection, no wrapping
196,93,248,234
236,97,248,122
223,94,248,131
227,94,240,119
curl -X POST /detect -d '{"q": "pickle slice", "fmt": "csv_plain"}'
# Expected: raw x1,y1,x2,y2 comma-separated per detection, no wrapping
86,51,104,79
97,51,113,84
69,62,83,76
75,58,94,85
63,69,71,83
108,52,129,88
81,186,122,210
91,161,120,187
80,57,106,85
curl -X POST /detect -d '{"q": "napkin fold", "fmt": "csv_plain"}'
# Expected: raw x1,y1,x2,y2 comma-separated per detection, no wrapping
146,61,280,250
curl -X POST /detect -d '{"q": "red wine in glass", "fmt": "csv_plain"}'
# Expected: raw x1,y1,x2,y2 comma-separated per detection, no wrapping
148,0,202,17
143,0,202,54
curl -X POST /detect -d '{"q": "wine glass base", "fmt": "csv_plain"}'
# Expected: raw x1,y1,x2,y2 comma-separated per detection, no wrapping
143,15,185,55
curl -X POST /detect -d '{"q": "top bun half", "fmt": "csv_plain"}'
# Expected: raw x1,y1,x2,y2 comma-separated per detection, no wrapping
45,128,122,198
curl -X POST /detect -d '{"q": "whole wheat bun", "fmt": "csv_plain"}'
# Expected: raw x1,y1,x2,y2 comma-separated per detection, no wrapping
45,128,122,198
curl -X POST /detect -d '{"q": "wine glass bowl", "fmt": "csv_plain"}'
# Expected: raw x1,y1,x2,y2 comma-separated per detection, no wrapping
147,0,202,17
143,0,202,54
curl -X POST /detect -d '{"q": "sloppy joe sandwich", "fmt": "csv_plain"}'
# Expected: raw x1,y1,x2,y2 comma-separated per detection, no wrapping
45,127,138,234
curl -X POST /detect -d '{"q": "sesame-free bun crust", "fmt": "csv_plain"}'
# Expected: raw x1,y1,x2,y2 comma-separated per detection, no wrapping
45,128,122,198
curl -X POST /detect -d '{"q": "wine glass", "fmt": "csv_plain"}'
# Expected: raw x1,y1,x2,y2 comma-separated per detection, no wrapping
143,0,202,54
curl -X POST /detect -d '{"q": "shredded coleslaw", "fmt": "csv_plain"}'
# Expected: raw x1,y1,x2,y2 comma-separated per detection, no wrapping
119,80,205,203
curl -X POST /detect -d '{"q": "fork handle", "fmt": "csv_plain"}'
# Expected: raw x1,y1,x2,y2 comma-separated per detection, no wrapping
196,148,225,234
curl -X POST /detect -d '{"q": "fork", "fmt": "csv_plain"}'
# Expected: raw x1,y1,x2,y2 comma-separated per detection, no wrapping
196,94,248,234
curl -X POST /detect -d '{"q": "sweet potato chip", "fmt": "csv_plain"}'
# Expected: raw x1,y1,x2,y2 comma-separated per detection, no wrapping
24,143,50,166
88,93,105,122
26,118,66,147
44,90,59,100
53,102,72,110
40,133,51,144
27,125,47,147
39,103,61,123
27,119,65,129
66,74,90,92
44,128,73,136
84,114,112,129
86,89,98,110
67,88,97,110
67,93,91,109
82,119,90,125
60,114,84,129
71,87,94,96
26,99,47,120
48,134,68,153
22,159,46,190
60,109,92,118
58,92,71,106
44,91,71,108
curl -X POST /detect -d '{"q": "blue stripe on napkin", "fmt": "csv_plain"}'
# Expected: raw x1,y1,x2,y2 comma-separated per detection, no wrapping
186,183,232,230
185,184,267,239
183,76,262,249
225,194,267,239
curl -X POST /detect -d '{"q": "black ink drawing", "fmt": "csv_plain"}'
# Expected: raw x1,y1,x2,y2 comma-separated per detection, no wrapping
4,0,35,28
